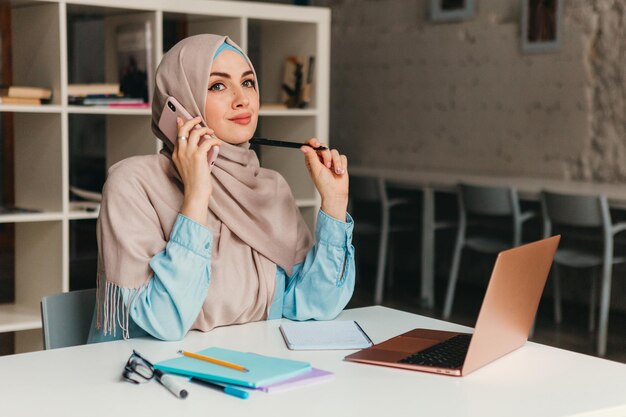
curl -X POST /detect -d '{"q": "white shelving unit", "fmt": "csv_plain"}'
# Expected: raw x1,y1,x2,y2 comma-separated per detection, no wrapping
0,0,330,353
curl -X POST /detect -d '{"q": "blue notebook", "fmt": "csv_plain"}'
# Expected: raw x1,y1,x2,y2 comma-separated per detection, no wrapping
154,347,311,388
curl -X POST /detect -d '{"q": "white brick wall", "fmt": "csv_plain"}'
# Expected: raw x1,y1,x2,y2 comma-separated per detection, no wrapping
316,0,626,182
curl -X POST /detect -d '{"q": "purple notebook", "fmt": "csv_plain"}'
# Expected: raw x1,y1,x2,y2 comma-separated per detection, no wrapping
255,368,334,393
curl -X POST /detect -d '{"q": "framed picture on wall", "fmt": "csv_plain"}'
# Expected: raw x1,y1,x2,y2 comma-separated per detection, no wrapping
430,0,475,22
521,0,562,53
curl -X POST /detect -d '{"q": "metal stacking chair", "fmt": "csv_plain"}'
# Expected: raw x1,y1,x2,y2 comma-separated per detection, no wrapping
541,191,626,357
349,176,418,305
443,183,535,320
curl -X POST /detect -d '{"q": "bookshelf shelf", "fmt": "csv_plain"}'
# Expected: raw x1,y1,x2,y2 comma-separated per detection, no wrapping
0,105,63,114
0,213,64,224
1,0,330,354
0,304,42,333
67,105,151,115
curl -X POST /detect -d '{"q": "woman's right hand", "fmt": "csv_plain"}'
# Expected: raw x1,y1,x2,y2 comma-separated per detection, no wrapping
173,116,221,226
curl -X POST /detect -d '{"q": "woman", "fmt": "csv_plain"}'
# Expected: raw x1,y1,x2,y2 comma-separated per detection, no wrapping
88,34,355,342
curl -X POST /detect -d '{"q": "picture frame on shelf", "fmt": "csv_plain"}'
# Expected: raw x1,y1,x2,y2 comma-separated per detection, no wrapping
430,0,475,22
521,0,561,53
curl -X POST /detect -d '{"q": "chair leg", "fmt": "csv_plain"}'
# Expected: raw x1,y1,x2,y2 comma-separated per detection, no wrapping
552,264,562,324
374,209,390,305
443,229,465,320
588,269,598,333
597,262,613,357
386,238,395,290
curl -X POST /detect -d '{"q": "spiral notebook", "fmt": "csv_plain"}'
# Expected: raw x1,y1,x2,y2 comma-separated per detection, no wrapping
154,347,311,388
279,320,373,350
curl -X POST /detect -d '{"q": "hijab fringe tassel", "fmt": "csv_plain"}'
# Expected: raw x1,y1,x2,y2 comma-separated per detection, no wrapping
95,272,145,340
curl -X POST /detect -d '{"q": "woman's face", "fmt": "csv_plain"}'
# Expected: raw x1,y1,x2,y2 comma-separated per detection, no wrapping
204,50,259,145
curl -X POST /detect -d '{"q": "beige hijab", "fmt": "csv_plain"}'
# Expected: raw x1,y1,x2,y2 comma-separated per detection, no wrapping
96,34,313,338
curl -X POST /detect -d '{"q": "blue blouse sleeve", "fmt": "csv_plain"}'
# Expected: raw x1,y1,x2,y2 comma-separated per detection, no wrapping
280,210,355,321
128,214,213,341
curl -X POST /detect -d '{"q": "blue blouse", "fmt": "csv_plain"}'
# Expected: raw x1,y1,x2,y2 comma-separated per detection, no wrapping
88,209,355,343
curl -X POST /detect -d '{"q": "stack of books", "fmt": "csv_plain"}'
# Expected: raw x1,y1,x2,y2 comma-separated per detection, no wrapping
0,85,52,105
68,83,147,107
155,347,333,399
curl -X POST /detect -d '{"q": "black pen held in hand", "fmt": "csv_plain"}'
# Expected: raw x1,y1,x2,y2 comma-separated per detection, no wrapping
250,137,328,151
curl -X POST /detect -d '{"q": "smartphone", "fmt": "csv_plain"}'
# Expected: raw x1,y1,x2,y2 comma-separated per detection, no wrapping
158,96,219,167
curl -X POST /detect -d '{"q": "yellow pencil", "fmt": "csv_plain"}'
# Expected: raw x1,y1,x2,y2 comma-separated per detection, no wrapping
177,350,249,372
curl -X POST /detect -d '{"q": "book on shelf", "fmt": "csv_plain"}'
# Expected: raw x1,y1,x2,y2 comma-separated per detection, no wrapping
0,85,52,100
0,96,41,105
0,84,52,105
281,55,315,109
68,95,145,106
107,102,150,108
116,21,152,103
67,84,120,97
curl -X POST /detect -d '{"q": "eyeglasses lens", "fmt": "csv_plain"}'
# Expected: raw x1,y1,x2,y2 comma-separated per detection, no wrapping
123,354,154,384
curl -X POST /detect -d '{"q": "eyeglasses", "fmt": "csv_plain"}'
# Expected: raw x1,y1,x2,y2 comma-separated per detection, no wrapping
123,350,155,384
122,350,188,399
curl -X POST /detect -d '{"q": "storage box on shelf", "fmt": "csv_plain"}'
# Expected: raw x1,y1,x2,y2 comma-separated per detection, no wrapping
0,0,329,355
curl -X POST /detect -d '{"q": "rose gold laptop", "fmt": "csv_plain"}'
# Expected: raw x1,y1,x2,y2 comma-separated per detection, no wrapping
345,235,560,377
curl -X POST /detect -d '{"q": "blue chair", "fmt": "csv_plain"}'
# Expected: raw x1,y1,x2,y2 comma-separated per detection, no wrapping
541,191,626,357
40,288,96,349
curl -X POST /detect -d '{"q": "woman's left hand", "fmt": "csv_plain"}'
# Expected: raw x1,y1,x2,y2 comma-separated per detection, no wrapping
301,138,349,221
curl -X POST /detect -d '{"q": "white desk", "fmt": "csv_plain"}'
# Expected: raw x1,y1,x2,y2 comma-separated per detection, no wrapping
350,166,626,308
1,306,625,417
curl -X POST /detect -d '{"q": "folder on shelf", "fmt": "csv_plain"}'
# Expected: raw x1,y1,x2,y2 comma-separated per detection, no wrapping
154,347,311,388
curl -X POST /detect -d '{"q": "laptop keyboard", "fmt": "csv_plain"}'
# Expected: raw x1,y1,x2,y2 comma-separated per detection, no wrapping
398,334,472,369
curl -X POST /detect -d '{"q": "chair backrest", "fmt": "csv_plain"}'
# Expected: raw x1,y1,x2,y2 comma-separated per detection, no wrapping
349,176,386,204
459,183,519,216
40,288,96,350
541,191,610,230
